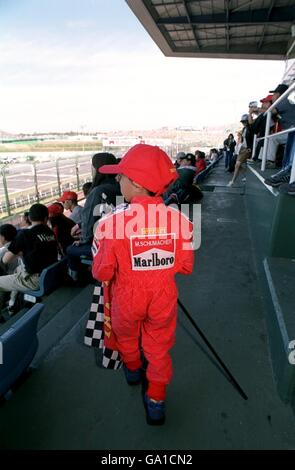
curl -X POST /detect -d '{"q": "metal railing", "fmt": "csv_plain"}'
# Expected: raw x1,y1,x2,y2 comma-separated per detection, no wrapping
0,155,92,219
256,82,295,182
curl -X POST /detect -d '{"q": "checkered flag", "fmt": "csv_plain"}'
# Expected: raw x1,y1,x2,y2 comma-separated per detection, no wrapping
84,282,122,370
102,346,122,370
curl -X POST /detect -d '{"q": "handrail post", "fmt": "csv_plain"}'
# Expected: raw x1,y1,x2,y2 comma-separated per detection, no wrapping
251,134,257,160
75,156,80,190
32,161,40,202
290,136,295,184
56,157,61,196
261,111,271,171
1,165,11,216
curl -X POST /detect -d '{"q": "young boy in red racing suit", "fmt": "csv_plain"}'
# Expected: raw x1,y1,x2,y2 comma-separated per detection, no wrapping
92,144,195,425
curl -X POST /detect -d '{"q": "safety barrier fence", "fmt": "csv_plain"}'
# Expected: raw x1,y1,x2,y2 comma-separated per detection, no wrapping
251,81,295,183
0,155,92,219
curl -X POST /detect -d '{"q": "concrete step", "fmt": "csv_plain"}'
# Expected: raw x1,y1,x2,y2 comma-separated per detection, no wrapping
31,284,93,367
262,257,295,408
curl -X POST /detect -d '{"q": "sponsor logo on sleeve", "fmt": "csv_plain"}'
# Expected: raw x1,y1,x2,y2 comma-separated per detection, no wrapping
130,233,175,270
91,237,99,257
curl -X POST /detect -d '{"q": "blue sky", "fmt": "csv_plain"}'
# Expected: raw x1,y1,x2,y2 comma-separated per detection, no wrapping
0,0,285,133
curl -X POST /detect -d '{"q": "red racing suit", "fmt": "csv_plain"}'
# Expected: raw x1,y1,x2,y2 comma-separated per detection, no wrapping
92,195,194,400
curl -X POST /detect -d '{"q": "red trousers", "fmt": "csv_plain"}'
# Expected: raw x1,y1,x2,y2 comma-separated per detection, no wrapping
111,284,178,400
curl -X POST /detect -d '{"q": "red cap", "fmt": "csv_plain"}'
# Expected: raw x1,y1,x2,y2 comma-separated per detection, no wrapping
260,94,273,103
48,203,64,217
98,144,178,195
58,191,78,202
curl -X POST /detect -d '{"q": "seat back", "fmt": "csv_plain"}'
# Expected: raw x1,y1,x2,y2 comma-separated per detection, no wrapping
27,257,68,297
0,304,44,396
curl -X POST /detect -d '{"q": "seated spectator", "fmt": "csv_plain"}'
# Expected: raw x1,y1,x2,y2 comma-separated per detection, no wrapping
195,151,207,174
174,151,186,168
164,153,196,205
67,152,121,282
0,224,19,275
58,191,83,225
264,130,295,188
0,224,19,313
48,203,76,257
19,211,32,229
82,182,92,199
228,114,254,186
0,203,58,316
209,148,219,163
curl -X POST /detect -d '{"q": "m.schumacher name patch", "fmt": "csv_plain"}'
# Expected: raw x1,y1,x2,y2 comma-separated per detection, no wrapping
130,233,176,271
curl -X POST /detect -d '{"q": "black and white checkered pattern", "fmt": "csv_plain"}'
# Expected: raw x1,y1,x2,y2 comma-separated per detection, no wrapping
102,346,122,370
84,283,104,348
84,282,122,370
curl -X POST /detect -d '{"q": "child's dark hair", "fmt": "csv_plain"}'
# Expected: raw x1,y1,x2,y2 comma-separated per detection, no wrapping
185,153,196,166
23,211,31,225
0,223,17,242
29,203,49,222
82,182,92,197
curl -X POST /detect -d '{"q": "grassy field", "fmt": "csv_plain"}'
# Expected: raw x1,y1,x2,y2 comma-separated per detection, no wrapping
0,140,103,152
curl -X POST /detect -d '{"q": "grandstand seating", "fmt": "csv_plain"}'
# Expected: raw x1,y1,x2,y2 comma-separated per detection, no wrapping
23,257,68,304
194,154,223,184
0,303,43,398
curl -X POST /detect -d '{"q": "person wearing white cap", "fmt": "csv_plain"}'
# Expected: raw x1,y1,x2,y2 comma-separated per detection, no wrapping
175,151,186,168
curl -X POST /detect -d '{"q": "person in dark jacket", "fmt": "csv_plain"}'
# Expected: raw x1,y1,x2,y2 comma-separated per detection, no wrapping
48,203,76,257
248,95,274,162
223,134,236,170
67,153,121,281
0,203,57,315
164,153,196,205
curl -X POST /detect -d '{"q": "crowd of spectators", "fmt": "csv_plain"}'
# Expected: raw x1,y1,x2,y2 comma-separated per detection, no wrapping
226,82,295,193
164,146,221,205
2,87,291,320
0,142,221,319
0,179,99,319
0,203,58,321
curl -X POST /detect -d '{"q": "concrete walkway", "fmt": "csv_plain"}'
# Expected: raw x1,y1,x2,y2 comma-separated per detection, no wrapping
0,166,295,450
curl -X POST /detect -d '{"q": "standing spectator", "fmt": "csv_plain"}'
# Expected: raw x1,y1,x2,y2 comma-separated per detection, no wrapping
223,134,236,170
0,203,58,315
59,191,83,225
248,95,274,163
266,83,295,168
227,114,254,186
